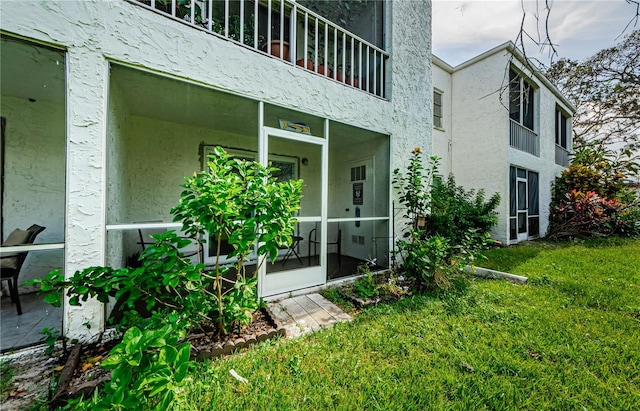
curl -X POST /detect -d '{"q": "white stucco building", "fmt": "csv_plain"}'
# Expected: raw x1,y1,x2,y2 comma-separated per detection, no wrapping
1,0,432,341
1,1,575,347
432,43,575,245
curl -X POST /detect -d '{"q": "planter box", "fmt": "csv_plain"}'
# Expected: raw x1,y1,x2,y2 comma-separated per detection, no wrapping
192,306,286,361
350,295,382,308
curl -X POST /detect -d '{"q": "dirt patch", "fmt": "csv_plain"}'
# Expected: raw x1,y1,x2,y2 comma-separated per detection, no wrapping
1,347,62,410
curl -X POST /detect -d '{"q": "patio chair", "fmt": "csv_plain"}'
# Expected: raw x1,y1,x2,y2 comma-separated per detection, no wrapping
1,224,46,315
136,222,201,261
308,226,341,267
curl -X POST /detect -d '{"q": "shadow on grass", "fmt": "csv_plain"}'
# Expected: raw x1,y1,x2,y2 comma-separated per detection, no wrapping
579,237,638,249
480,241,546,273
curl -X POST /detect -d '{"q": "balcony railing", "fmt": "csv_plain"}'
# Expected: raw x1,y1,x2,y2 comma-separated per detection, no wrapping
130,0,388,98
555,145,571,167
509,119,539,156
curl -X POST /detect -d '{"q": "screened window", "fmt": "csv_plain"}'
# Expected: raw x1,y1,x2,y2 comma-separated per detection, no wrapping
433,91,443,129
555,106,570,149
509,69,535,131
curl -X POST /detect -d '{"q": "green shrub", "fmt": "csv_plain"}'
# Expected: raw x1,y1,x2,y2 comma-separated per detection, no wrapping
549,146,640,238
29,147,303,409
32,146,303,335
353,264,380,300
426,175,500,252
65,319,192,410
393,148,500,291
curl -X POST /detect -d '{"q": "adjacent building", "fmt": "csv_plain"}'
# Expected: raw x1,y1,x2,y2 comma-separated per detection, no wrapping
432,43,575,245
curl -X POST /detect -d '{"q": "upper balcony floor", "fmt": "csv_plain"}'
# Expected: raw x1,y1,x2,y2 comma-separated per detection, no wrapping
131,0,388,98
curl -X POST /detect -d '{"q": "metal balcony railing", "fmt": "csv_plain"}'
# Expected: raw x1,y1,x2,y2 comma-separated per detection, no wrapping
130,0,388,98
509,119,539,156
555,145,571,166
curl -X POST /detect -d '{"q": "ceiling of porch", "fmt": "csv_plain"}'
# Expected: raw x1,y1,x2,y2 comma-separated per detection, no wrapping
111,64,260,137
0,36,65,105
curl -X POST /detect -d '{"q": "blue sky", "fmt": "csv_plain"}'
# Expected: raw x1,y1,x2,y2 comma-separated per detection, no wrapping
432,0,638,66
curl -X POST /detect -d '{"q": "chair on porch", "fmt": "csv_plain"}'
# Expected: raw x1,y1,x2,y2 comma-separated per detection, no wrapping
136,222,201,261
308,226,341,267
0,224,46,315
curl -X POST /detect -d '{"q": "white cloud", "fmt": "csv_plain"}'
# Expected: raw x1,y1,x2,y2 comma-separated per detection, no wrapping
433,0,636,66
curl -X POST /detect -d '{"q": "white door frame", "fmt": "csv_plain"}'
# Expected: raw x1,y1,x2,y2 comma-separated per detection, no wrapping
516,172,529,242
257,118,329,297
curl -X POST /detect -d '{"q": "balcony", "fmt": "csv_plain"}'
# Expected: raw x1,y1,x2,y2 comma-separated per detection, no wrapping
130,0,388,98
509,119,539,156
555,145,571,167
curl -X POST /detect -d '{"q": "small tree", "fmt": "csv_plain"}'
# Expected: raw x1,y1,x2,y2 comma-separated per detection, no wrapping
32,146,303,335
31,147,303,409
546,30,640,154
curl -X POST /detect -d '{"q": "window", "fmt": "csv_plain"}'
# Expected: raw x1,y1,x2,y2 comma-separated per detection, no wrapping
351,164,366,181
509,69,535,131
555,106,570,149
433,90,443,129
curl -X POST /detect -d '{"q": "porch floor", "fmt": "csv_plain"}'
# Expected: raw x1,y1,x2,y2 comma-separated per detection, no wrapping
1,293,62,353
268,293,352,339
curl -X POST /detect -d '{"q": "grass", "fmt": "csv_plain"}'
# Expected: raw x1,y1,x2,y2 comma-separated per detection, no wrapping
171,237,640,410
0,359,14,398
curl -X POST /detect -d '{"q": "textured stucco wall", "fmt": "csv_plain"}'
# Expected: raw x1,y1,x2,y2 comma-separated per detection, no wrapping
1,95,66,290
449,51,509,242
432,62,453,176
387,0,432,241
0,0,432,338
105,80,129,269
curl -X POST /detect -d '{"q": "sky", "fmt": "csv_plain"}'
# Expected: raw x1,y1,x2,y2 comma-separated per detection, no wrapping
432,0,638,67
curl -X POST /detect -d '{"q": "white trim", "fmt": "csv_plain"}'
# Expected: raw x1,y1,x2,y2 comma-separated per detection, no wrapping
297,216,322,223
433,42,576,114
263,126,325,144
327,217,389,222
321,118,329,274
106,222,181,231
259,122,328,296
0,243,65,254
258,101,266,297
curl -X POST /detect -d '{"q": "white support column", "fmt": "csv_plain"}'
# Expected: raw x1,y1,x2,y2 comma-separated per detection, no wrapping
63,48,109,343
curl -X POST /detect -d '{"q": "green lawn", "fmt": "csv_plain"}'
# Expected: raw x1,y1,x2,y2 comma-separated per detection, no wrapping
179,238,640,410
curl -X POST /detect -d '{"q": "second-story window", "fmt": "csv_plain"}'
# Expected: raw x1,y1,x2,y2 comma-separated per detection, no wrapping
509,69,535,131
433,91,443,129
555,106,570,149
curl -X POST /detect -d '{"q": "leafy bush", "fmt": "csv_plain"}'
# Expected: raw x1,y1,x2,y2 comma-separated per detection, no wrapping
66,319,192,410
353,264,380,300
426,175,500,252
549,146,640,238
393,148,500,291
28,147,303,408
346,265,411,303
32,146,303,335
